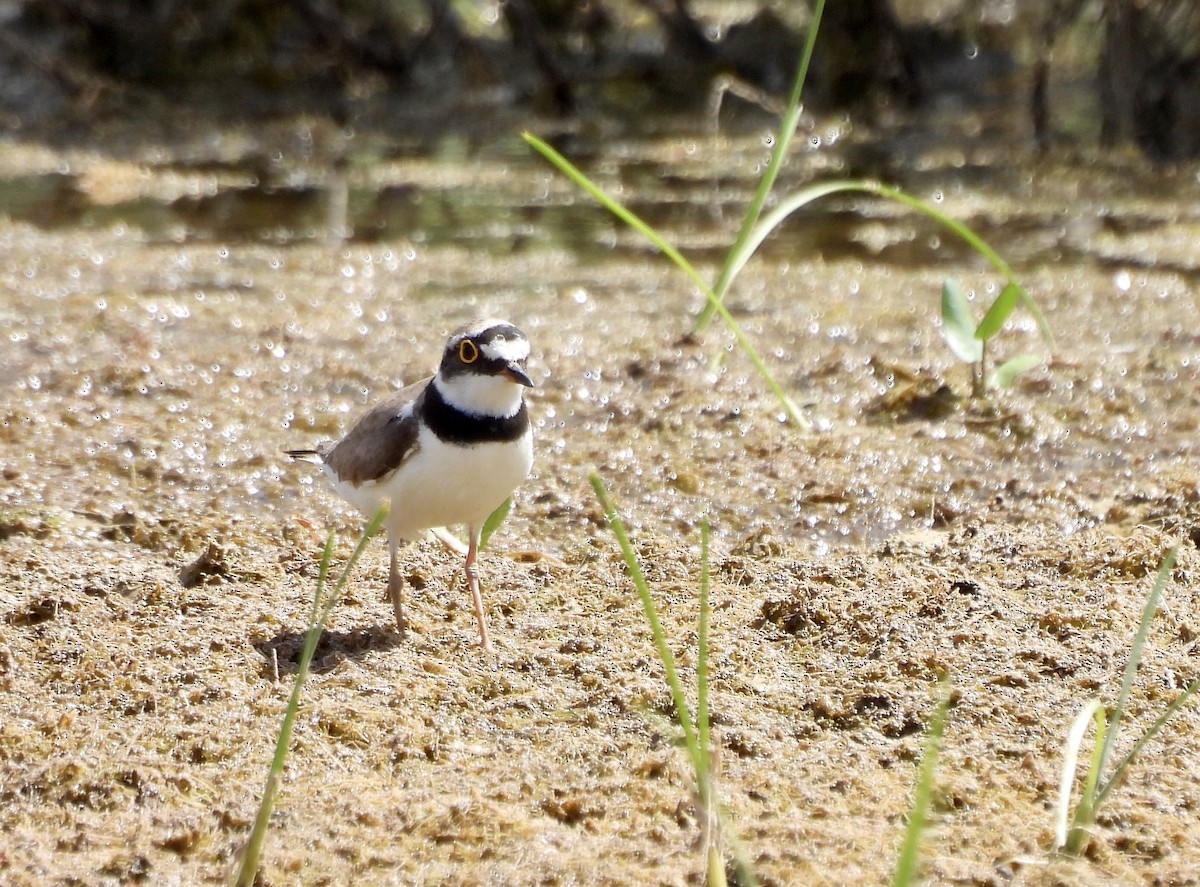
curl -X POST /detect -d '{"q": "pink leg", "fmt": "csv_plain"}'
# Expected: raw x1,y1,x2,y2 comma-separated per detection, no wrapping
388,538,406,636
464,527,492,652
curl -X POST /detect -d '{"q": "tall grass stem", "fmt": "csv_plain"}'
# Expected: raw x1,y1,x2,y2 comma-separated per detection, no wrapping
589,475,756,884
526,132,807,428
234,505,387,886
1055,699,1103,849
697,517,712,771
588,474,704,780
892,678,951,887
695,0,827,331
1095,545,1178,789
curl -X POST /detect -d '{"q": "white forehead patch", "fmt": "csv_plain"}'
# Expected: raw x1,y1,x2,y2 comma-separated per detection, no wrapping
458,317,512,339
480,336,530,363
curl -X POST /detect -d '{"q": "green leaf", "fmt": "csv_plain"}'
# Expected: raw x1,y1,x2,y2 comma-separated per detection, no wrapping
479,496,512,550
940,279,983,364
975,282,1022,341
1099,671,1200,810
990,352,1043,388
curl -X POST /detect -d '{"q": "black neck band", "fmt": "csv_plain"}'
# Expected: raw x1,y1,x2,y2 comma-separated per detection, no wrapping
421,382,529,445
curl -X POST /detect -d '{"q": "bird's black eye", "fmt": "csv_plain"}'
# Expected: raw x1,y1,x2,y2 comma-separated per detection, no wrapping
458,339,479,364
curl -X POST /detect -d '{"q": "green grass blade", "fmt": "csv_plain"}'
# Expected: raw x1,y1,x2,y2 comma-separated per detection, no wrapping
523,132,710,295
940,278,983,364
236,528,339,884
706,846,728,887
1065,704,1108,854
720,180,872,289
1056,546,1187,856
523,132,808,428
1055,699,1104,849
698,515,722,887
697,516,712,773
723,824,759,887
306,530,336,623
892,677,951,887
314,505,389,626
1095,545,1179,795
479,496,512,550
722,179,1054,353
695,0,827,331
234,504,387,886
590,482,754,885
974,282,1022,341
588,474,703,777
1095,672,1200,809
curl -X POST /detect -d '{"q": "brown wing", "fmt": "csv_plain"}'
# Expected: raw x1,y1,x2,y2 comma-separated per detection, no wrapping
321,376,431,485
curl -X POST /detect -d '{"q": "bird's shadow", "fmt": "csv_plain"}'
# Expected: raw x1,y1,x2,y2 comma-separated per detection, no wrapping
254,623,403,677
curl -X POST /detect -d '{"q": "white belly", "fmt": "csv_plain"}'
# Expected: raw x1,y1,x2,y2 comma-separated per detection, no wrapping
327,425,533,540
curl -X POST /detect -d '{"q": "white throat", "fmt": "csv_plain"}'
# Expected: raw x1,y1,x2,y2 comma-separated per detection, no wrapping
434,373,525,418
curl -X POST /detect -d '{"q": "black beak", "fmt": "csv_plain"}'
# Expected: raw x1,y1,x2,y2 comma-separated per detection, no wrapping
503,361,534,387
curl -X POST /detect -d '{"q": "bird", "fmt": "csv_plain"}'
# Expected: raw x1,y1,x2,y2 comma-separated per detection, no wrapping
286,318,535,651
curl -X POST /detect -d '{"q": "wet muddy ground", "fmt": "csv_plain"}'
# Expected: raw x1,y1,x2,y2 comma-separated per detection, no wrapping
2,109,1200,885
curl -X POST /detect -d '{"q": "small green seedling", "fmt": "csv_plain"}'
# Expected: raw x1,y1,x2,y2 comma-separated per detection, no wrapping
941,278,1043,396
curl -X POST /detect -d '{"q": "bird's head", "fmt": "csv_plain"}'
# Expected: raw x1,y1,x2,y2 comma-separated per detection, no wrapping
436,319,533,416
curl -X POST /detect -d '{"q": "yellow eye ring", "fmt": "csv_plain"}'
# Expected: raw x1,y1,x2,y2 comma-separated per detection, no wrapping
458,339,479,364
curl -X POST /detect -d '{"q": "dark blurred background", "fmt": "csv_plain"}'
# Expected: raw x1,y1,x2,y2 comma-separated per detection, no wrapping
2,0,1199,161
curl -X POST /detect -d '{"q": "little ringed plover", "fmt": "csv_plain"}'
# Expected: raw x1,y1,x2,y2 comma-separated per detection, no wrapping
287,318,535,651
